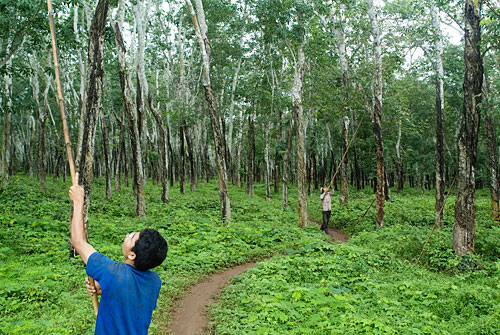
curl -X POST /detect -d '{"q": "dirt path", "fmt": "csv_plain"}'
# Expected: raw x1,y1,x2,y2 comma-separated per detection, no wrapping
308,217,349,243
167,219,347,335
168,262,255,335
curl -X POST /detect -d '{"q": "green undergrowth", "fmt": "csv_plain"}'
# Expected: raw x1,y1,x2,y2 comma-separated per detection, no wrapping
210,189,500,334
0,175,324,335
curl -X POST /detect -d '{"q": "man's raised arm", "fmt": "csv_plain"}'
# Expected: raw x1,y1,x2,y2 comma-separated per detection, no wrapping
69,172,96,264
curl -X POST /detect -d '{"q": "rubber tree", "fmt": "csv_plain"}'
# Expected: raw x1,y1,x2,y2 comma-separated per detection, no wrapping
293,17,308,228
453,0,483,255
185,0,231,223
72,0,110,257
430,0,446,227
113,0,146,217
367,0,386,229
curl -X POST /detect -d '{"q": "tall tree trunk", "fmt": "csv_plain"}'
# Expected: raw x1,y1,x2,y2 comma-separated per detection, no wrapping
235,108,244,187
113,8,146,217
282,112,295,210
453,0,483,255
264,122,271,201
293,39,308,227
184,121,197,192
116,109,128,190
100,112,112,199
396,119,404,194
227,57,241,182
74,0,109,257
431,0,445,227
246,114,255,198
367,0,385,229
1,58,12,186
30,57,49,191
270,57,281,194
75,3,88,169
148,94,169,203
186,0,231,222
482,76,500,222
340,116,349,206
166,115,175,187
350,113,361,191
177,19,186,194
179,121,186,194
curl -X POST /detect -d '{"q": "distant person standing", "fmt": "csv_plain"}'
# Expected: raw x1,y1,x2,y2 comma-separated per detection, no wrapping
320,187,333,234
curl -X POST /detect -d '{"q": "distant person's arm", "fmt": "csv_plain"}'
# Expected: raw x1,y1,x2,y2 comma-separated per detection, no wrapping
69,172,96,265
320,188,329,200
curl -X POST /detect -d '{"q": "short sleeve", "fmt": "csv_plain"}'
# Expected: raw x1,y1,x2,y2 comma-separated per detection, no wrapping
86,252,120,289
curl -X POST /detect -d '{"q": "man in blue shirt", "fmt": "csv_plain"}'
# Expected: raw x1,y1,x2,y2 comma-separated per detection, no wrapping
69,173,167,334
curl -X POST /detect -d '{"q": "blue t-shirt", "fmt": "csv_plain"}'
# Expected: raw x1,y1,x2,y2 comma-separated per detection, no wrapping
86,252,161,335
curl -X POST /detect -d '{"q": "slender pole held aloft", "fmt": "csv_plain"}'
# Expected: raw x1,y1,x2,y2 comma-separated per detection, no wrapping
47,0,99,316
417,174,457,263
327,112,365,190
47,0,75,179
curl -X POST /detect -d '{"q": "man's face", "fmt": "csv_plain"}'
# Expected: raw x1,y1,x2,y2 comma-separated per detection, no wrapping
122,231,140,259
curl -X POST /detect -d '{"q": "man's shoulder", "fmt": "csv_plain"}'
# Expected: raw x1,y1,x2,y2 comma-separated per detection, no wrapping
148,269,161,284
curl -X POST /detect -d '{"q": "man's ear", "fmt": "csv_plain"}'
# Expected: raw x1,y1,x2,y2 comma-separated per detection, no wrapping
127,251,136,261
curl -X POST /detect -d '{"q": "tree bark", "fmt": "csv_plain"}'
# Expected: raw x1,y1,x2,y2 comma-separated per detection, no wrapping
431,0,445,227
264,122,271,201
1,58,12,186
282,111,295,210
113,16,146,217
166,115,175,187
148,94,169,203
235,108,244,187
227,57,242,181
396,119,404,194
100,112,112,199
73,0,109,257
293,40,308,227
186,0,231,222
246,114,255,198
30,57,48,191
179,119,186,194
453,0,483,255
482,76,499,221
367,0,385,229
184,121,197,192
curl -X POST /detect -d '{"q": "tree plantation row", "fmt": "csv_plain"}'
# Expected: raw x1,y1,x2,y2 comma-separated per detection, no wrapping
1,0,499,256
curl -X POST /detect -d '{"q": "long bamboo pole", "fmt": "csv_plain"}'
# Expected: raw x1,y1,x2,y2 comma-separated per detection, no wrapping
351,197,376,234
47,0,99,316
326,112,365,190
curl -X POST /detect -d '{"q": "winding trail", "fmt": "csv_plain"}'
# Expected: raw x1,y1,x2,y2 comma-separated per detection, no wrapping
167,219,348,335
168,263,256,335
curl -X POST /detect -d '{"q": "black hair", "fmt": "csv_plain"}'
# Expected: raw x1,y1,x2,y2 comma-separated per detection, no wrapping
132,228,168,271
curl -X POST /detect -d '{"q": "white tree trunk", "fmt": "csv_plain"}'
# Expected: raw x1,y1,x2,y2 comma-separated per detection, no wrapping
431,0,446,227
264,121,271,201
227,57,242,158
292,40,308,227
186,0,231,222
